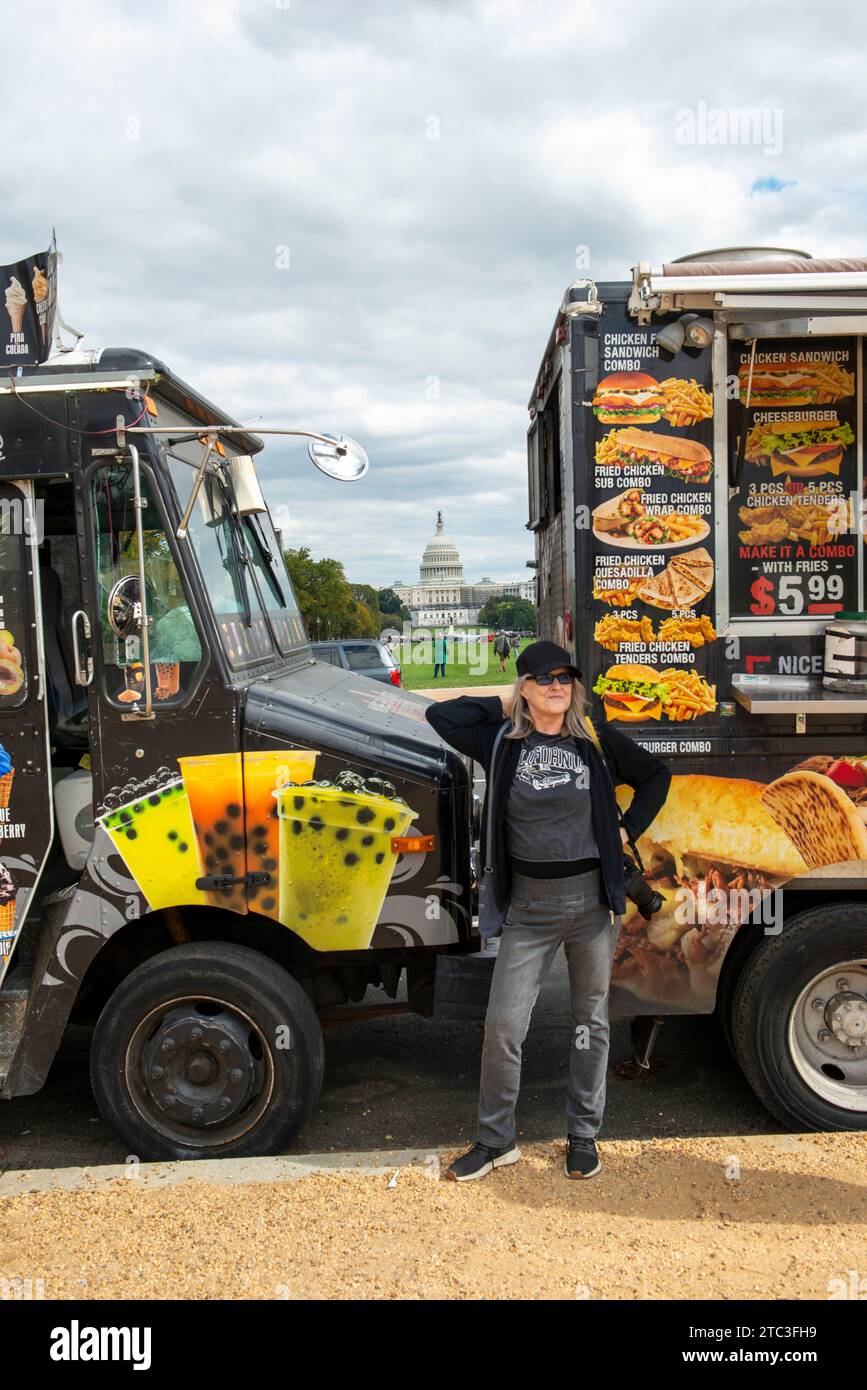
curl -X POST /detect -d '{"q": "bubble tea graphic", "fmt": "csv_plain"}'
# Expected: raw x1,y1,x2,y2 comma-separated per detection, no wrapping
99,780,208,910
244,750,318,918
273,773,418,950
179,750,318,914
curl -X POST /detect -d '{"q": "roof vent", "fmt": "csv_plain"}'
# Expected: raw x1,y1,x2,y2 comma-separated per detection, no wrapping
669,246,812,264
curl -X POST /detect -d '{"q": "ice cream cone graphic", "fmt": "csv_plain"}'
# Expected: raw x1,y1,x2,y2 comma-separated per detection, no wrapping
0,861,17,948
0,742,14,808
32,265,48,351
5,277,27,335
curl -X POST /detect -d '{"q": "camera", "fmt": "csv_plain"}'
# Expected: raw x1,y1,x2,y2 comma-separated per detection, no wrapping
622,853,664,921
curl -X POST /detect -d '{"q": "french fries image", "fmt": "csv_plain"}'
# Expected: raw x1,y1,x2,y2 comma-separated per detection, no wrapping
594,615,655,650
657,615,717,647
658,377,713,427
658,668,716,721
592,574,649,606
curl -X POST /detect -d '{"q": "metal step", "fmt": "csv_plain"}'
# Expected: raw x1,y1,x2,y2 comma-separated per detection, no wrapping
0,968,31,1074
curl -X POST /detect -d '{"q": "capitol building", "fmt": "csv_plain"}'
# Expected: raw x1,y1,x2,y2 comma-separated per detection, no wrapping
392,512,534,626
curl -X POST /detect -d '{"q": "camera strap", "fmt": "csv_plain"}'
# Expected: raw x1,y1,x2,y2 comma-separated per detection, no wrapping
582,717,651,876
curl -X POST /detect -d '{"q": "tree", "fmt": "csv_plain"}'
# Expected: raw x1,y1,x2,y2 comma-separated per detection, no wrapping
283,547,380,640
478,596,537,631
378,587,411,623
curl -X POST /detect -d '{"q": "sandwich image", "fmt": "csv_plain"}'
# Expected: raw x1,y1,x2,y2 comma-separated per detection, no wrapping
636,546,714,609
592,489,708,548
760,755,867,868
738,357,854,407
596,427,712,484
593,662,670,722
744,418,854,478
612,774,808,1003
592,372,663,424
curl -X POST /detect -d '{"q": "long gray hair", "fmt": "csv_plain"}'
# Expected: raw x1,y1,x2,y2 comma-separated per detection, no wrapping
506,674,597,741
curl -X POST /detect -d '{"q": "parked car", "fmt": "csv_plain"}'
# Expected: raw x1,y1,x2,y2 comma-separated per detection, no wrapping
311,638,402,685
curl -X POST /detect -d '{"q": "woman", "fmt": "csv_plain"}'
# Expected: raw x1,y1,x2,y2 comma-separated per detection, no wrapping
432,631,447,679
424,639,670,1182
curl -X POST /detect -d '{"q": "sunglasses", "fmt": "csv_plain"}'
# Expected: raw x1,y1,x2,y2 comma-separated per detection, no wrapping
528,671,573,686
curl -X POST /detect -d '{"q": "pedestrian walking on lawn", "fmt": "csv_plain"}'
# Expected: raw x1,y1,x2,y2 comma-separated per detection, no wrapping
433,632,447,679
425,640,670,1182
493,631,511,673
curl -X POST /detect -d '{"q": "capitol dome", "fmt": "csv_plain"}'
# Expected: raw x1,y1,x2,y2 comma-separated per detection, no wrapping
419,511,464,585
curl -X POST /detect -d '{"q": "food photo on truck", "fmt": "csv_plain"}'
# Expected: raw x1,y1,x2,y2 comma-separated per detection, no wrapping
524,245,867,1134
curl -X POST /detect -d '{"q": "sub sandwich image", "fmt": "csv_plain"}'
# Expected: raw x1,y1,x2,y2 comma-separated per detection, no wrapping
612,774,807,1004
595,427,712,484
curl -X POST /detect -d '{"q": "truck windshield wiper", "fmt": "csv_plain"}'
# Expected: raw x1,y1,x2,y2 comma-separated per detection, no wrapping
213,476,253,628
245,515,287,609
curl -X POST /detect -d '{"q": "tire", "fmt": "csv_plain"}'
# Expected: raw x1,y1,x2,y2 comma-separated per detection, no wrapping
714,922,763,1060
90,941,325,1160
730,903,867,1131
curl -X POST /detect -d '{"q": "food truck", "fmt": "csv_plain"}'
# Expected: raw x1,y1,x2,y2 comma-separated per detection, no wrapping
0,241,473,1158
528,247,867,1133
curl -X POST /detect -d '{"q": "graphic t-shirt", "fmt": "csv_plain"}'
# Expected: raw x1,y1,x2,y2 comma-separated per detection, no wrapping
505,730,599,865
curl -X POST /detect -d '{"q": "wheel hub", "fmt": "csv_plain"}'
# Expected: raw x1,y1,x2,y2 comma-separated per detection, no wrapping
825,991,867,1049
790,961,867,1113
141,1007,258,1128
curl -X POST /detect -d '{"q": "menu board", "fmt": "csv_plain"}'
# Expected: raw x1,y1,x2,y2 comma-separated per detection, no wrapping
587,319,719,729
727,339,858,620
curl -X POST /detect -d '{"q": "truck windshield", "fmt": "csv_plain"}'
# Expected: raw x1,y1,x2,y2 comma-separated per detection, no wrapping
166,454,305,667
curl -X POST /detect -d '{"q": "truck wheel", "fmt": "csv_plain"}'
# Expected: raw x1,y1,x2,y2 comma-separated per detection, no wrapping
90,941,324,1160
730,903,867,1131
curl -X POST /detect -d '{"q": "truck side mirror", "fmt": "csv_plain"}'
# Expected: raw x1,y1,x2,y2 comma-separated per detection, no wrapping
107,574,142,639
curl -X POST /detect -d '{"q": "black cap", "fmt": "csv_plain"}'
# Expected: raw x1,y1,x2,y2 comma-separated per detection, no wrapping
515,640,582,680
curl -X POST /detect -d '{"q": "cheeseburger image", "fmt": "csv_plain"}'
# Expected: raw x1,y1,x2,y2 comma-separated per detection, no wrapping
593,662,669,722
592,372,663,424
612,774,808,1004
744,417,854,478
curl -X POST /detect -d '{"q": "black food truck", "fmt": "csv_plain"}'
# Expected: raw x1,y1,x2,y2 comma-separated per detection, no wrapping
0,242,473,1158
528,246,867,1133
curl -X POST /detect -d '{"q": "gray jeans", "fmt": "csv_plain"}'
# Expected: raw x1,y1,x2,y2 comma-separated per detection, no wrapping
478,868,620,1147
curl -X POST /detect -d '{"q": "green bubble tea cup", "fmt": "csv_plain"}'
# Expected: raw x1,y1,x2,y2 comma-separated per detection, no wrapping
273,784,418,949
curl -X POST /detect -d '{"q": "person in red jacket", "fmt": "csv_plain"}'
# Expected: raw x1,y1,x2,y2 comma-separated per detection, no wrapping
425,640,670,1182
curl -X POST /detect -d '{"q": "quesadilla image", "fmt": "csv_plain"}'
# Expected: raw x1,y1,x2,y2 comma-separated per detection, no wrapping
612,775,807,1004
637,546,713,610
760,768,867,868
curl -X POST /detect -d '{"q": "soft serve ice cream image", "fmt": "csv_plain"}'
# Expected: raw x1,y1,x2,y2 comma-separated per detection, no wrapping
0,859,17,950
273,769,418,950
32,264,48,349
4,277,27,335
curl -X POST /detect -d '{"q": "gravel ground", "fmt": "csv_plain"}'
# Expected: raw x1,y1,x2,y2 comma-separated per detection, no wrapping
2,1132,864,1300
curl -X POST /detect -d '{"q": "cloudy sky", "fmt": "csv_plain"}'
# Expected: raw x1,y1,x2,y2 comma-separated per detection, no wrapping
3,0,864,585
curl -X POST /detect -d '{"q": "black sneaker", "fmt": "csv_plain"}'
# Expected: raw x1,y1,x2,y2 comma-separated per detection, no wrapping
565,1135,601,1179
445,1140,520,1181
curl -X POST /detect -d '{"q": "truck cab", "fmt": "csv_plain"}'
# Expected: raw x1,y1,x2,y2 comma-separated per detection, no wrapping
0,348,472,1158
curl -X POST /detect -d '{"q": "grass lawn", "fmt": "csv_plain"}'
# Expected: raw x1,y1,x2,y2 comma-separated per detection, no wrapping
398,638,532,690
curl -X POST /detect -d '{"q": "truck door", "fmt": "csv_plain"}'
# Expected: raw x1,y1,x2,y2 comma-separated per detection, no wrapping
0,480,52,981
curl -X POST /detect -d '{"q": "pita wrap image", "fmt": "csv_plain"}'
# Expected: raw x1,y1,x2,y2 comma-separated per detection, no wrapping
613,774,807,1006
760,765,867,870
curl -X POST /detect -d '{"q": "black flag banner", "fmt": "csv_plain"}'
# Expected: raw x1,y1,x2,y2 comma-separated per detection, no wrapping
2,235,58,366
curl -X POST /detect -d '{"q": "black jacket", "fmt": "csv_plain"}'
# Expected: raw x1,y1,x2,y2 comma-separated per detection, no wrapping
424,695,671,917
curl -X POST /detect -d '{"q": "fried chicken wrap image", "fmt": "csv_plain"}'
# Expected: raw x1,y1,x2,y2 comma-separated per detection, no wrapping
612,775,808,1005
